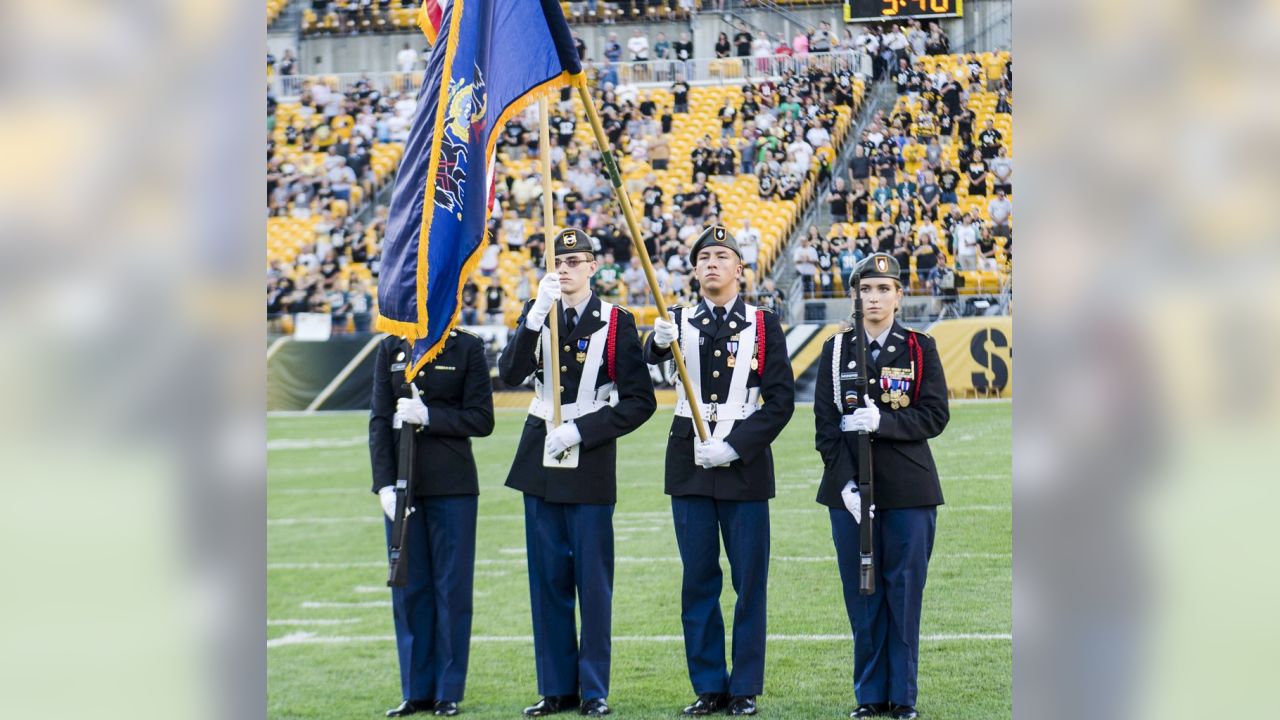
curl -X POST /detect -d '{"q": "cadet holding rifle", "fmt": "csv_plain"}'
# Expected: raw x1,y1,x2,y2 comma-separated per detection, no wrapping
369,329,495,717
813,253,950,720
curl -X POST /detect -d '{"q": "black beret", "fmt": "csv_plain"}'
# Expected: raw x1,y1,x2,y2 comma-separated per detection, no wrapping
691,224,742,260
552,227,596,257
852,252,901,284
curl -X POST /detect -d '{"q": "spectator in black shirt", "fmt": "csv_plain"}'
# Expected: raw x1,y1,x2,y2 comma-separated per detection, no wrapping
641,175,664,217
671,76,690,114
894,58,911,94
957,105,976,143
918,171,941,221
718,98,737,138
715,32,731,59
484,282,504,324
734,25,753,57
717,140,736,176
826,177,850,224
937,161,961,203
673,32,693,62
966,149,989,196
978,119,1003,159
849,180,869,222
461,280,480,325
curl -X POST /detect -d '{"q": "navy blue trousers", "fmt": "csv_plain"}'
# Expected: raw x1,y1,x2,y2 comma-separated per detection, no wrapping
384,494,477,703
671,496,770,697
829,506,937,707
523,494,615,700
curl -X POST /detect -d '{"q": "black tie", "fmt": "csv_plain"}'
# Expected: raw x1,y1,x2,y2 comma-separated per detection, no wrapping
564,307,577,334
868,340,882,368
713,306,726,330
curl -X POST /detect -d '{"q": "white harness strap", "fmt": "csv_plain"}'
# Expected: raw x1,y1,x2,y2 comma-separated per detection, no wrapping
833,331,865,432
674,303,761,439
529,301,617,421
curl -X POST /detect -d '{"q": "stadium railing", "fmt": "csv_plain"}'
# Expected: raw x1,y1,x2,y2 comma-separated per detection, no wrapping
270,51,864,99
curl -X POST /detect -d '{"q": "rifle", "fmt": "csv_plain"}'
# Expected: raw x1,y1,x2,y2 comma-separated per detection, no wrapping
850,271,876,596
387,382,419,588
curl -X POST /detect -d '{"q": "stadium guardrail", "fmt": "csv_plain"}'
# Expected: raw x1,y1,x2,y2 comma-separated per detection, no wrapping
270,51,868,99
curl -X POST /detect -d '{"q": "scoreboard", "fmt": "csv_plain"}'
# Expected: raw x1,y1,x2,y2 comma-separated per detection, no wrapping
844,0,963,22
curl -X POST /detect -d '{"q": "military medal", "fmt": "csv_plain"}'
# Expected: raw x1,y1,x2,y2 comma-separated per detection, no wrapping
726,354,736,368
576,338,588,364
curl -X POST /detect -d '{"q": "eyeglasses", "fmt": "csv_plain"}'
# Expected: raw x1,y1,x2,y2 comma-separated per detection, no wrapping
554,257,590,269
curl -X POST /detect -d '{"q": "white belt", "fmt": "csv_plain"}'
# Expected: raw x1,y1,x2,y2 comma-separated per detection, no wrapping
675,398,760,423
528,397,611,422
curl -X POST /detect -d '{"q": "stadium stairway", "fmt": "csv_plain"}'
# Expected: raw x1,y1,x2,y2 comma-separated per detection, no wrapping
772,77,896,322
270,0,303,35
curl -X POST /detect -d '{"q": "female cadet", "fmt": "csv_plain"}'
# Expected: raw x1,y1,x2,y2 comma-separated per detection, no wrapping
369,328,496,717
813,253,950,720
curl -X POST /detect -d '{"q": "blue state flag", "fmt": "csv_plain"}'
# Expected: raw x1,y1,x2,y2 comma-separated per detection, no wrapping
377,0,583,377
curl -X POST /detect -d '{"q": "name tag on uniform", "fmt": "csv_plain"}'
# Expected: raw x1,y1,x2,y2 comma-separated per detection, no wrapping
840,372,860,381
433,365,456,371
391,362,407,371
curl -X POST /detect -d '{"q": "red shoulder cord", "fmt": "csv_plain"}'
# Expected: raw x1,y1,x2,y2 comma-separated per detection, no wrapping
755,309,766,377
909,333,923,402
606,305,619,382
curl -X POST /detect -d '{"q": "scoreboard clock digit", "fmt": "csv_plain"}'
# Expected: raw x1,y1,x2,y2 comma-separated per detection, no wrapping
844,0,963,22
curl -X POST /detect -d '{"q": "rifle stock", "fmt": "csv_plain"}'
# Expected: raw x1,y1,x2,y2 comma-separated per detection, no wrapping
851,272,876,596
387,384,417,588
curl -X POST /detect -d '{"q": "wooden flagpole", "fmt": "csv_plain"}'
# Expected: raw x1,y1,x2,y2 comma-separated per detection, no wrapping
574,84,709,442
538,97,563,430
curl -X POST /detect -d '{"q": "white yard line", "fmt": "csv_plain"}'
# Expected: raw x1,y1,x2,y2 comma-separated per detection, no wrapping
268,436,366,451
268,506,1010,526
267,618,362,626
269,631,1011,648
270,553,1008,571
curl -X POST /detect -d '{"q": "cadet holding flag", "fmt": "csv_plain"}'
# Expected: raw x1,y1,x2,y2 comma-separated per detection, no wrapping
498,228,657,718
369,328,495,718
813,253,950,720
644,226,795,717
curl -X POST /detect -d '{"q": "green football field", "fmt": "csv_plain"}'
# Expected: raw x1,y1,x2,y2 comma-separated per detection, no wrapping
268,401,1010,719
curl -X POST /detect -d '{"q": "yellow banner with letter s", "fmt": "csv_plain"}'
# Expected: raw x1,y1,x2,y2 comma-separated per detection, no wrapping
926,317,1012,398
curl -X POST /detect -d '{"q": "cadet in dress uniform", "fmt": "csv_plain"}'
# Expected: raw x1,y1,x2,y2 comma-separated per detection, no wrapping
644,226,796,717
498,228,657,718
369,328,496,717
812,253,950,720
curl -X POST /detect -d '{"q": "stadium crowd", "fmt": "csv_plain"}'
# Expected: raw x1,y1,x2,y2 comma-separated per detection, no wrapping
266,15,1003,335
794,48,1012,301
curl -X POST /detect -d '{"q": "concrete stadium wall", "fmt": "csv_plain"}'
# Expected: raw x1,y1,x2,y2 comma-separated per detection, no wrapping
287,3,1010,77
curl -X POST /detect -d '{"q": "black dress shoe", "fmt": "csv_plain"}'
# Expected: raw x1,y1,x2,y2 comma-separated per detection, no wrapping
851,703,890,718
433,700,459,716
579,698,610,716
681,693,728,715
386,700,435,717
523,695,581,717
727,696,757,716
889,705,918,719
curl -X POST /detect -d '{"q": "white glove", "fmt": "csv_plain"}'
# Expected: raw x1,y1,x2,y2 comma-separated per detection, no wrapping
394,383,429,426
378,486,397,520
544,421,582,457
694,438,740,469
652,313,678,349
525,273,562,330
840,480,875,522
846,394,880,433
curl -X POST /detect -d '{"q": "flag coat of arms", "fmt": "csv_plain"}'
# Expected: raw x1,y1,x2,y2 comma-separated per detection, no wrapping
377,0,584,377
